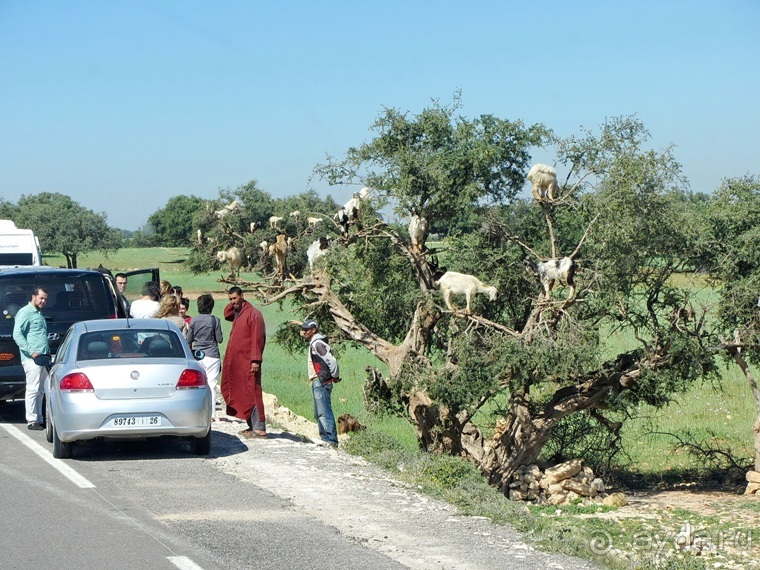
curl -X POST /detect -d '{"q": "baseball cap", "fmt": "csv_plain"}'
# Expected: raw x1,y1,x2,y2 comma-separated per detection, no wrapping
300,319,318,330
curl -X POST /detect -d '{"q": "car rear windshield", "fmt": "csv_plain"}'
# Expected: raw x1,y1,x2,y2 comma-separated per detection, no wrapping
0,273,113,322
78,330,185,360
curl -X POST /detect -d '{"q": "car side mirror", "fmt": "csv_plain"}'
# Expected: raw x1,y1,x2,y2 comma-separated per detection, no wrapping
193,350,205,361
33,354,53,367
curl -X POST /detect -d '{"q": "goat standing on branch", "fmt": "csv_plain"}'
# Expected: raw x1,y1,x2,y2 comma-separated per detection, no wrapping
306,237,330,271
524,256,577,300
435,271,498,314
216,247,243,279
269,216,283,229
527,164,559,203
408,212,428,253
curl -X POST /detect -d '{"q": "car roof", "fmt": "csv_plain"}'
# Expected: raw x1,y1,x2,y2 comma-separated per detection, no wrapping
76,319,176,333
0,266,106,277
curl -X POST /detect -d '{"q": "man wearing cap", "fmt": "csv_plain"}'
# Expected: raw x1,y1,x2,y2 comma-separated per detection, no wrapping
300,319,340,447
222,286,267,438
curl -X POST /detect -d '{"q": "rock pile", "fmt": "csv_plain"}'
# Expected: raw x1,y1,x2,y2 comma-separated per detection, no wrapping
508,458,623,506
745,470,760,495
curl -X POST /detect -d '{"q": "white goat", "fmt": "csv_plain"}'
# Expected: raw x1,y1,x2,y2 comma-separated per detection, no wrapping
216,246,243,278
344,193,362,222
524,257,577,299
307,216,323,227
306,237,330,270
259,240,269,252
358,186,371,201
408,214,428,253
269,215,283,229
215,200,239,218
249,221,260,232
434,271,498,313
289,210,301,223
526,164,559,202
196,228,203,246
334,208,349,235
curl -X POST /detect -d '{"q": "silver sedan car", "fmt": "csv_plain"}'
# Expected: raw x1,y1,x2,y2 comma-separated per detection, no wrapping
44,319,211,458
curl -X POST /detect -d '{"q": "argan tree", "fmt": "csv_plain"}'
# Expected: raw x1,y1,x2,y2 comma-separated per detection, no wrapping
257,100,717,492
700,175,760,471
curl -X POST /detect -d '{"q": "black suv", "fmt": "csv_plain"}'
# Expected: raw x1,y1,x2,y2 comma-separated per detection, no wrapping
0,266,159,402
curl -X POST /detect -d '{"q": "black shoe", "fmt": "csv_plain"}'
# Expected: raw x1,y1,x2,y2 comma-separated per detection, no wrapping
27,423,44,431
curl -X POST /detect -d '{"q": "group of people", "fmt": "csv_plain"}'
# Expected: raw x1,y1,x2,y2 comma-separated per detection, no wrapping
117,275,224,422
13,277,342,446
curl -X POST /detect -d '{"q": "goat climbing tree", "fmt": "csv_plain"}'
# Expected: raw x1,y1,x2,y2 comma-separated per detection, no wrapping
246,100,719,492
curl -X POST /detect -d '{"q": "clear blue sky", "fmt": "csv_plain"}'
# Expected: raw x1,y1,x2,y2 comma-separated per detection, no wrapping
1,1,757,231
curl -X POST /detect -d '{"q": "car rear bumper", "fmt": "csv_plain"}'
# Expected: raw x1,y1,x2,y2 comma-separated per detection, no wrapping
52,389,211,442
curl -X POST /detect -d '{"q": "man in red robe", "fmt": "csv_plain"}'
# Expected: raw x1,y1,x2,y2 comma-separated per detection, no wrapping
222,286,267,438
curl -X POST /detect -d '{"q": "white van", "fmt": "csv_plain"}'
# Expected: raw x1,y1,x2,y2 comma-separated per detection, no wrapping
0,220,43,266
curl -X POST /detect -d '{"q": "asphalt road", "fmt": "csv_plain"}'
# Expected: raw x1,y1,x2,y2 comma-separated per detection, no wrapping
0,399,600,570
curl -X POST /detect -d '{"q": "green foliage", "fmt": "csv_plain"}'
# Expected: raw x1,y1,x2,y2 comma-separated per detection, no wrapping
184,180,344,276
314,92,550,236
12,192,122,268
700,175,760,364
541,409,625,469
327,238,421,343
148,195,205,246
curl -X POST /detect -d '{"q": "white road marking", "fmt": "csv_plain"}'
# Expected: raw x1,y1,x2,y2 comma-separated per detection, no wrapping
168,556,206,570
0,423,95,488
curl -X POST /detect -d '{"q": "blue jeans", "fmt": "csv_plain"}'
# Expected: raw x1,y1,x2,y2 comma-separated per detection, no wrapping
311,378,338,445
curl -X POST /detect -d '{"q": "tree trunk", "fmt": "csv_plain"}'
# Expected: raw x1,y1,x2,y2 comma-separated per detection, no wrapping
478,393,549,493
728,336,760,471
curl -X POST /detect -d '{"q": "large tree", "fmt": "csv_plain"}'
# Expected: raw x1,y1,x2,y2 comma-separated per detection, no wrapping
147,195,206,247
254,104,720,493
700,175,760,471
13,193,122,268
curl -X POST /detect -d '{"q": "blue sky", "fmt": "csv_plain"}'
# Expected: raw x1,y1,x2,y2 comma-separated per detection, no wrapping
1,1,757,231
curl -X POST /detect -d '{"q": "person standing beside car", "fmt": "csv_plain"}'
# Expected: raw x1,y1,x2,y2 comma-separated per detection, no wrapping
114,273,130,317
222,286,267,438
186,293,223,421
130,281,161,318
300,319,340,447
12,287,50,431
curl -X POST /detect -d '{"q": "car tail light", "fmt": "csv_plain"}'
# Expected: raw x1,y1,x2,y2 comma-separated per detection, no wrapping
60,372,94,392
176,369,206,389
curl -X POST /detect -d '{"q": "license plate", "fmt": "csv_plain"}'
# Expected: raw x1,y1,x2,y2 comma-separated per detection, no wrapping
110,416,161,427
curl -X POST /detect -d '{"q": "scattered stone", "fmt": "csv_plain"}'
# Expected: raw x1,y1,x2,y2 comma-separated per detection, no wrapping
544,459,584,485
602,493,627,507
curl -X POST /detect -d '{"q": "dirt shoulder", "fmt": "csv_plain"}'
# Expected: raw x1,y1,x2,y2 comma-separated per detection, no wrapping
209,393,599,570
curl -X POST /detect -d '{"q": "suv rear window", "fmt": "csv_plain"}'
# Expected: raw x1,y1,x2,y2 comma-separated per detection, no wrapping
1,273,113,322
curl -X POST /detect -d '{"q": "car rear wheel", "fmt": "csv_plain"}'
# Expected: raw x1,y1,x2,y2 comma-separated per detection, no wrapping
45,404,53,443
190,429,211,455
52,422,73,459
